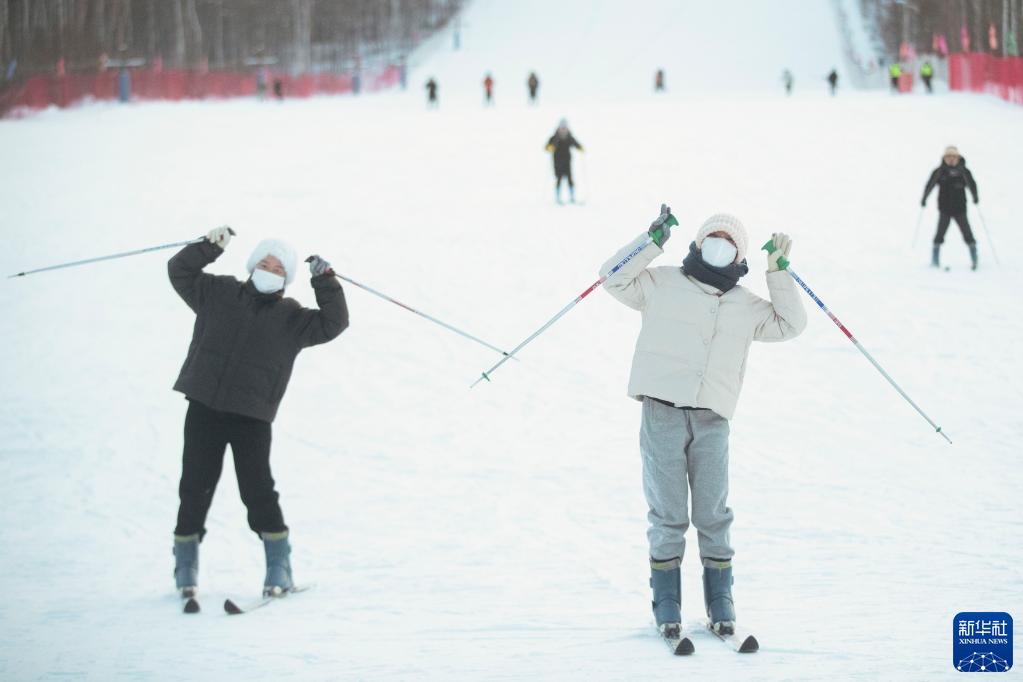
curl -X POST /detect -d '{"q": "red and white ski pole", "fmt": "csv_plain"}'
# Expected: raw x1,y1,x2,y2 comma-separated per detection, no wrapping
762,239,951,444
471,215,679,387
331,271,515,358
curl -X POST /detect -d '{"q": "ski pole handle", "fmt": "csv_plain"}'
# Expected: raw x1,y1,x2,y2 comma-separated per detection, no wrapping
650,213,679,246
761,238,790,270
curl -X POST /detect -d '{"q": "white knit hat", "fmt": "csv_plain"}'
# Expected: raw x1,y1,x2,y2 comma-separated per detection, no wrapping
247,239,298,285
944,145,960,157
695,214,748,264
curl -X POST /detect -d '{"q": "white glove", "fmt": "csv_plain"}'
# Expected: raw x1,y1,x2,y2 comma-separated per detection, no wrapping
206,225,232,249
767,232,792,272
306,254,334,277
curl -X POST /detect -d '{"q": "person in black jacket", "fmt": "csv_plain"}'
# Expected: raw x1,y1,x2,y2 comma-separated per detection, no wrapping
425,77,438,108
168,227,348,602
546,119,584,204
922,146,980,269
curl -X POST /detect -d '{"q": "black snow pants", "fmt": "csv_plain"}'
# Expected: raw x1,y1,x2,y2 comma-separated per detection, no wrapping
555,163,573,189
174,399,287,540
934,212,976,245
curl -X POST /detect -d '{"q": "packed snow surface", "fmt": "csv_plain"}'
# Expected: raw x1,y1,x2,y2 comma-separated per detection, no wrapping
1,2,1021,680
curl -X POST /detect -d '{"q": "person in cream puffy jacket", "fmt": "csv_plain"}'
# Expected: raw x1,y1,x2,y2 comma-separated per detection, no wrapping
601,205,806,638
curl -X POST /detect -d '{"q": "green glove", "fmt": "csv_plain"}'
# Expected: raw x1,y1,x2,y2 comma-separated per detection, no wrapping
762,233,792,271
648,204,679,248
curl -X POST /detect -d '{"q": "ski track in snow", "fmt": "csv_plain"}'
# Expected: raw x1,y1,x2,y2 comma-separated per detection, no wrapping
2,2,1022,680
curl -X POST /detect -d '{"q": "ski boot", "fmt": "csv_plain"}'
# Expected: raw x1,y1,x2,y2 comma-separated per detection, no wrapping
262,531,294,597
650,557,682,637
569,186,576,204
931,245,941,268
969,243,978,271
555,186,563,205
703,558,735,635
173,534,199,600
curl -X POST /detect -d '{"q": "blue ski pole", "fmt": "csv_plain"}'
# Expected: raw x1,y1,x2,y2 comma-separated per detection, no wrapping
762,239,951,443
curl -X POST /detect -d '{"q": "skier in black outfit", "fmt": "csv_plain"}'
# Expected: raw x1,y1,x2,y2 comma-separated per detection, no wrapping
921,145,980,269
826,69,838,96
425,77,438,108
545,119,584,204
168,227,349,603
527,72,539,103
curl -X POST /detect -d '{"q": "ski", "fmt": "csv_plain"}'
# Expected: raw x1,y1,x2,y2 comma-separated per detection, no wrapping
658,624,695,655
707,622,759,653
181,588,200,614
224,584,313,615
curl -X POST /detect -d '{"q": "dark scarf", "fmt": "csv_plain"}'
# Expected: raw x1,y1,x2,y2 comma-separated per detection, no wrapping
680,241,749,293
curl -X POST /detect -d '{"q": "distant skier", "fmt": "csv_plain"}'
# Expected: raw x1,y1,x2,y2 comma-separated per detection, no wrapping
527,71,539,104
483,73,494,105
888,62,902,92
545,119,584,204
920,61,934,93
782,69,793,95
654,68,665,92
921,145,980,270
168,227,349,604
600,207,806,641
425,77,439,108
273,79,284,100
826,69,838,96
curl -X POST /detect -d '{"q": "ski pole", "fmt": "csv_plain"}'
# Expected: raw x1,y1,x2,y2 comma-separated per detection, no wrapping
912,206,924,247
762,239,951,444
975,206,1001,266
471,214,679,387
325,269,515,358
7,230,234,278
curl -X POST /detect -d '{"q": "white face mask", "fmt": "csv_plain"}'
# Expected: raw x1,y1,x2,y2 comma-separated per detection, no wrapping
251,268,285,294
701,237,738,268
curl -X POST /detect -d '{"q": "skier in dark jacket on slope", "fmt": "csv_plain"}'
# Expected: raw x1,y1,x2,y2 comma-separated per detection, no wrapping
546,119,584,204
922,145,980,269
168,227,348,605
425,78,439,108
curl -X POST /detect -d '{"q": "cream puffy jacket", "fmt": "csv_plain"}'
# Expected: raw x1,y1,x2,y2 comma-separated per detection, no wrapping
601,233,807,420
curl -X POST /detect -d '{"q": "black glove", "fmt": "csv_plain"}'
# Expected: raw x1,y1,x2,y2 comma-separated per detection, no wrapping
920,199,926,207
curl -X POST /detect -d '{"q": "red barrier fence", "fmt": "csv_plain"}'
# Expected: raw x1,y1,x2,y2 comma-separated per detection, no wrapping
949,53,1023,104
0,65,401,118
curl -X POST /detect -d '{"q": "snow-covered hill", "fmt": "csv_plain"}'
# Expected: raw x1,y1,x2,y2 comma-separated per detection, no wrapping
416,0,848,102
1,2,1021,680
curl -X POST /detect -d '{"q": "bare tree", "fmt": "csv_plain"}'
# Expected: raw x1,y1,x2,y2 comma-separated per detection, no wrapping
0,0,465,78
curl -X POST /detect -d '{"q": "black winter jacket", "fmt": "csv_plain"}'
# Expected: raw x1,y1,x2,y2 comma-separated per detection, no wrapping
922,158,978,214
169,240,349,423
547,132,582,173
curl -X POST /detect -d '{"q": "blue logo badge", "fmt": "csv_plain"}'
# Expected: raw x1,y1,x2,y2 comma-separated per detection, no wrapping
953,612,1012,672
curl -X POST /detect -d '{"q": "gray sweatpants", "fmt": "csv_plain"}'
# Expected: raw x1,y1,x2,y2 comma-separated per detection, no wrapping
640,397,734,562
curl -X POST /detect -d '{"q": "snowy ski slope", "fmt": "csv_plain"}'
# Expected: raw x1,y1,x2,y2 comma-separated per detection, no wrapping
420,0,849,102
1,1,1021,680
